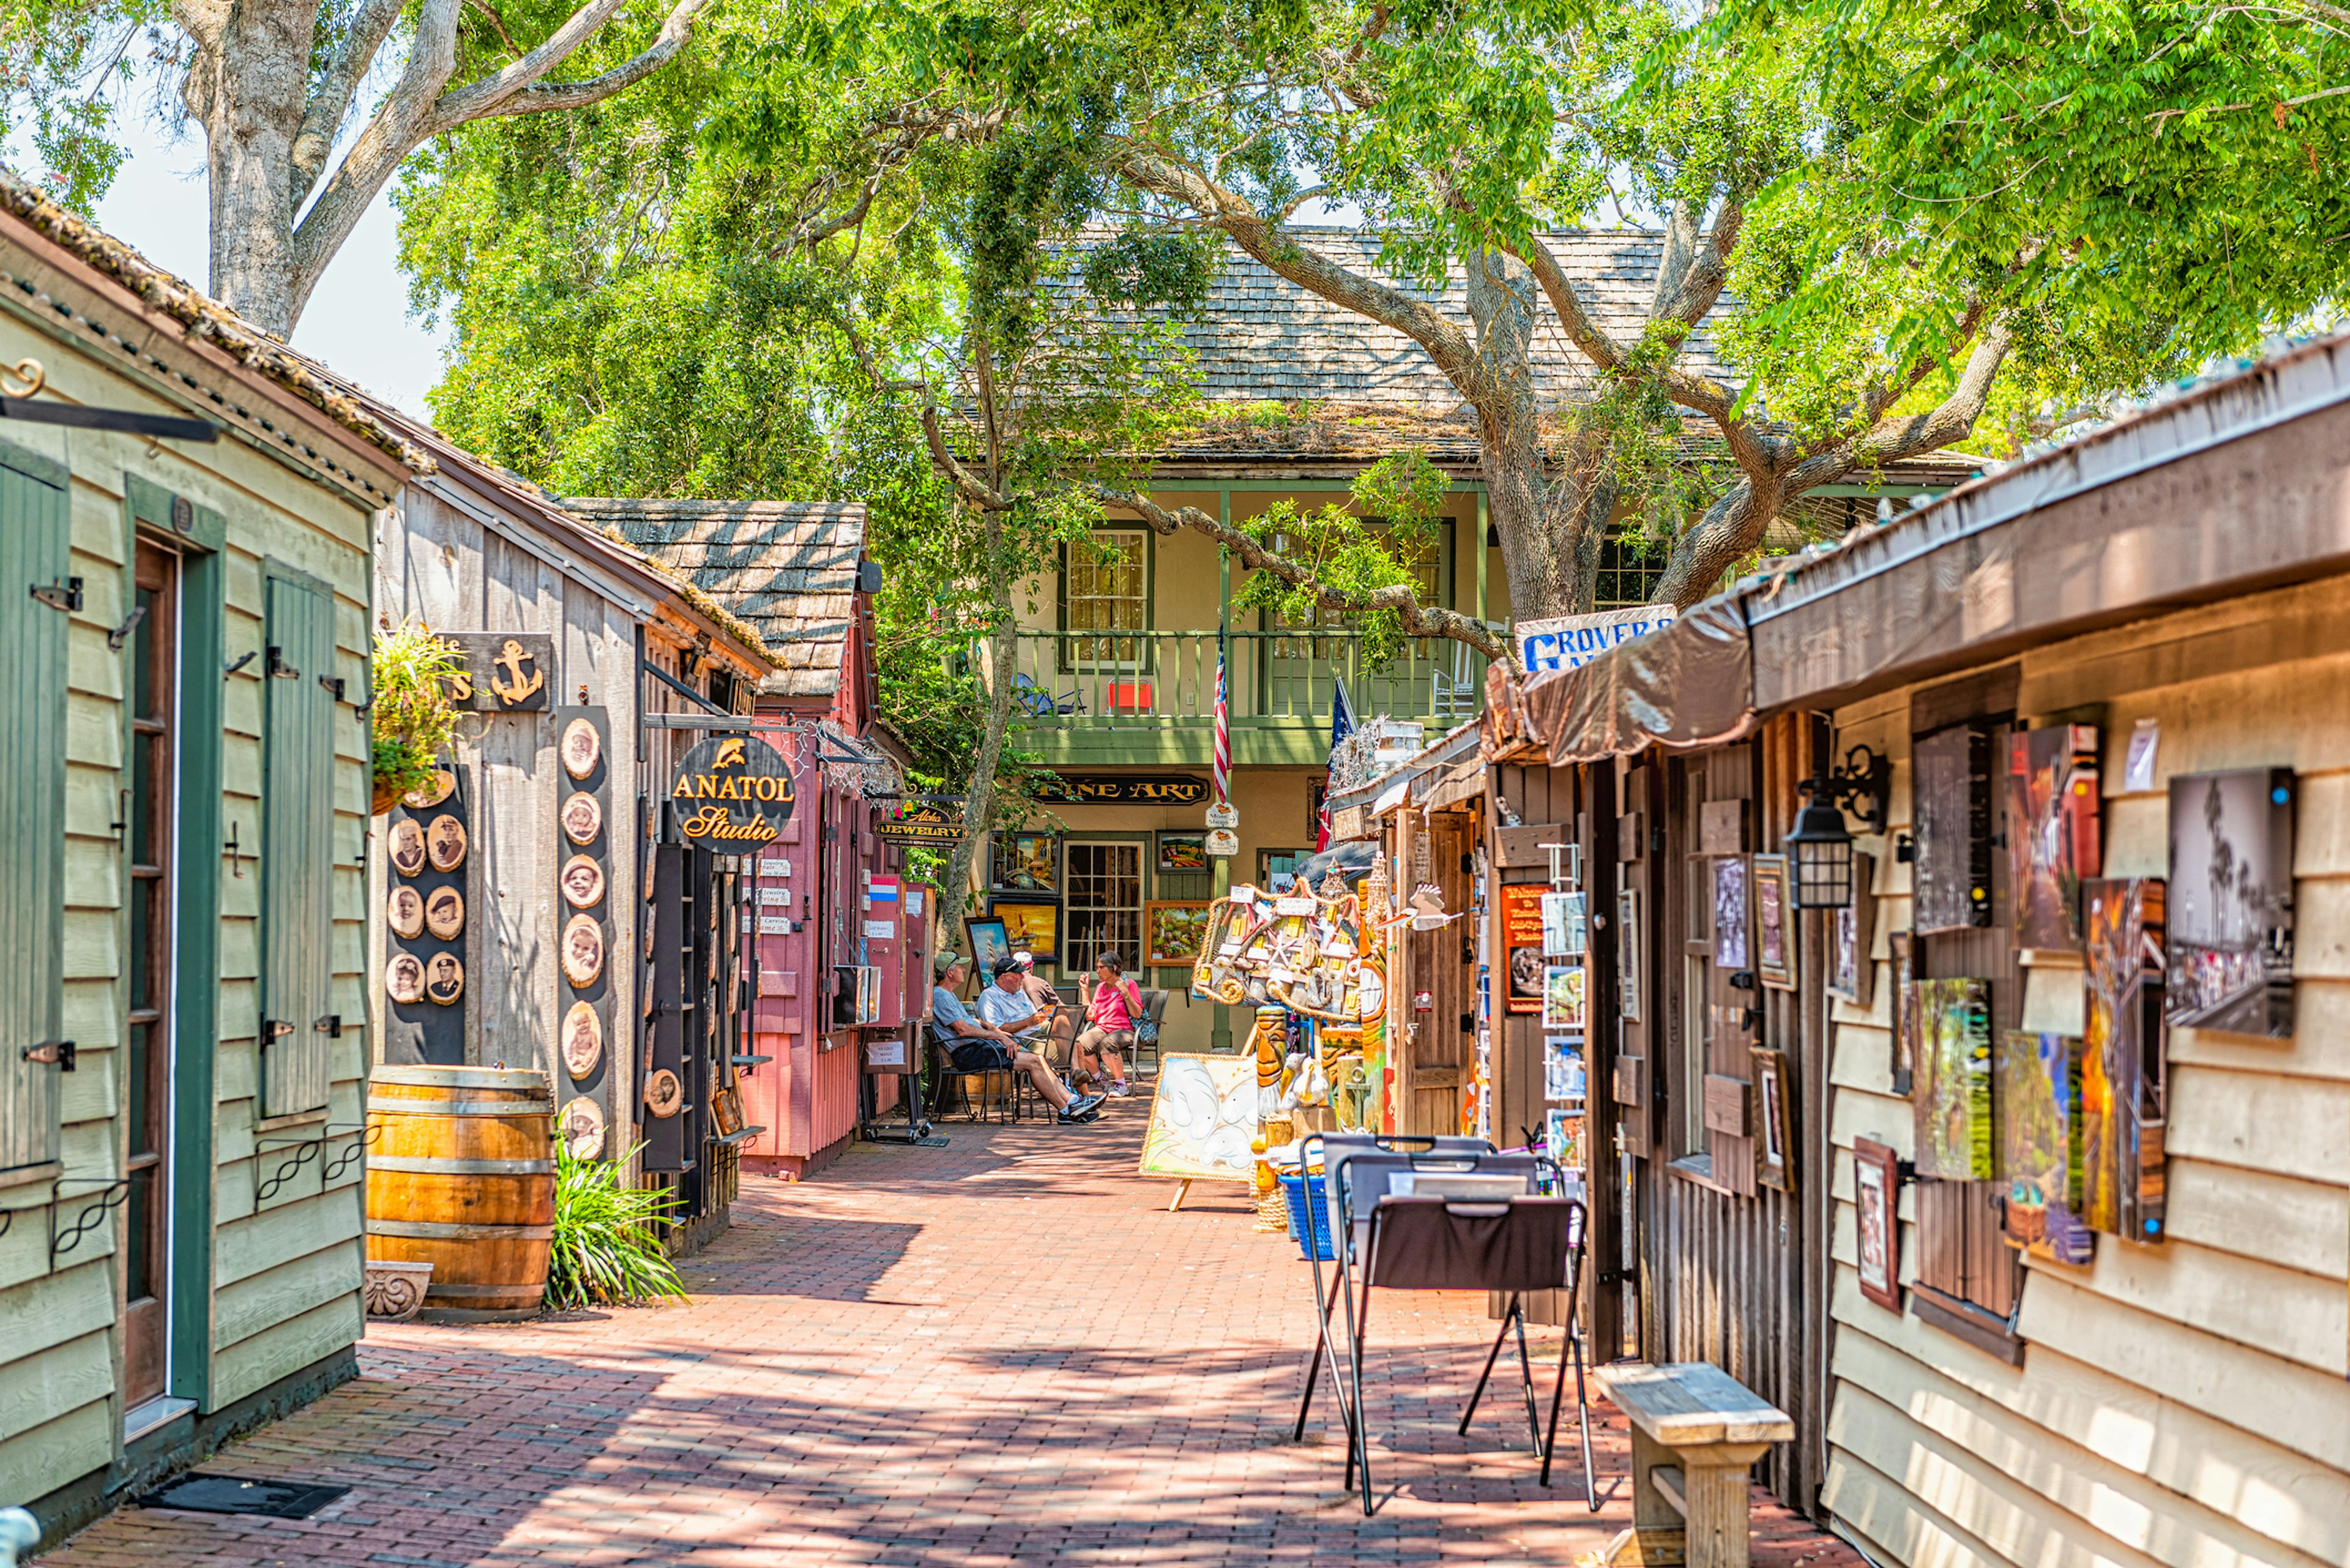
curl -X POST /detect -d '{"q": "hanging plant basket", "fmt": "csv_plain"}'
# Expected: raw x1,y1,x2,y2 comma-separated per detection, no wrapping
371,623,469,815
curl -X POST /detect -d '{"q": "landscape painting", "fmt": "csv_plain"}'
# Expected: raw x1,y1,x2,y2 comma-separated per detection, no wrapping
2166,768,2295,1037
1914,977,1993,1179
1996,1030,2094,1265
2009,725,2102,951
2083,878,2169,1242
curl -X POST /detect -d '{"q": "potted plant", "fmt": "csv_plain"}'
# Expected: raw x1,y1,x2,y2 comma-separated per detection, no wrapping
371,622,467,814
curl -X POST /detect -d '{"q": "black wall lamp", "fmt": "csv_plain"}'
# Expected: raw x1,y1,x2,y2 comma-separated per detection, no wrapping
1786,744,1891,909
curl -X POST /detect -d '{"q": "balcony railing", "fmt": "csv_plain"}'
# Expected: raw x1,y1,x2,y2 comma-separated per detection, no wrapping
1007,629,1493,730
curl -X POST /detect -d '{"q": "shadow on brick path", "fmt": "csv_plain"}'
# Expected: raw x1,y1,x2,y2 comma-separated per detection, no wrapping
40,1106,1865,1568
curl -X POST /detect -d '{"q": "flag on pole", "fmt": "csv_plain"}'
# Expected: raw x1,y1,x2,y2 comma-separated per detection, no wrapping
1315,677,1355,851
1211,622,1231,807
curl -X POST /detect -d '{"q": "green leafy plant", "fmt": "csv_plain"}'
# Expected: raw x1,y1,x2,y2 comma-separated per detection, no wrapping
546,1140,689,1309
370,622,468,810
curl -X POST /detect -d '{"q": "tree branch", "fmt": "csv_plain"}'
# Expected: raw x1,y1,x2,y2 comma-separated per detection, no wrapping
444,0,708,122
289,0,406,210
1099,488,1513,668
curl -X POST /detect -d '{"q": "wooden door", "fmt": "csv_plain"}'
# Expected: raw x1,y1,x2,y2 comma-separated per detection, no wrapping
1401,813,1477,1136
122,540,179,1409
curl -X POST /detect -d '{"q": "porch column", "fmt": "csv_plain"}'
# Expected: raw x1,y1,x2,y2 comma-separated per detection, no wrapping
1212,487,1233,1053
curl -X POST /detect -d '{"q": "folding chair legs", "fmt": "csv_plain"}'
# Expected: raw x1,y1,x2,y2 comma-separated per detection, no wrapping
1458,1294,1551,1457
1539,1274,1600,1509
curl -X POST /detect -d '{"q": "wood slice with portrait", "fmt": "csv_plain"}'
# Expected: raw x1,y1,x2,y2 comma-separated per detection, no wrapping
561,913,606,988
424,884,465,941
561,1001,604,1080
425,813,469,872
385,951,425,1005
559,1096,607,1159
403,767,457,810
561,790,603,846
559,854,606,911
561,717,602,780
387,818,427,878
643,1067,684,1119
387,884,425,941
423,952,466,1006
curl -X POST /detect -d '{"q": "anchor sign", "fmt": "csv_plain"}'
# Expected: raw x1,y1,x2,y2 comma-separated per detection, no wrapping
438,633,554,712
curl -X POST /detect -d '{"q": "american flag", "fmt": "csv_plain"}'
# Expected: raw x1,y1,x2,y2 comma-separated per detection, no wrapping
1211,622,1230,805
1315,677,1354,851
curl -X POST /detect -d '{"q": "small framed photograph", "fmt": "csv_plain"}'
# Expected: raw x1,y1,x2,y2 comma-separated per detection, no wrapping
1889,929,1917,1096
1828,851,1878,1006
963,916,1012,980
1854,1137,1902,1312
1616,887,1643,1022
1545,1036,1586,1103
1752,853,1794,990
986,899,1059,964
1545,1109,1584,1171
1542,963,1586,1030
1157,832,1209,875
991,832,1061,894
1142,900,1214,966
1541,892,1587,958
1712,856,1749,971
1750,1046,1794,1191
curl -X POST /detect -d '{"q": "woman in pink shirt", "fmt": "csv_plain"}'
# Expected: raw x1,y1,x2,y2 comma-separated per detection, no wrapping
1076,950,1144,1097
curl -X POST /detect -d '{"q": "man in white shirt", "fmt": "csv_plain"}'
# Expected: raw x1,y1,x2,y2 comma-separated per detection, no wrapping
949,955,1101,1122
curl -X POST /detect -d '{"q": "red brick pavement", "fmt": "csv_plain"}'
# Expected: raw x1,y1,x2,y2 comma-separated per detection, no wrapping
44,1110,1862,1567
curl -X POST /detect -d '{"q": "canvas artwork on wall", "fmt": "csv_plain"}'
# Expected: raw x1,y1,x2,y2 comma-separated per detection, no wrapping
992,832,1061,894
1914,723,1993,933
1828,851,1876,1007
2166,768,2294,1037
1713,856,1749,969
1914,977,1993,1179
1543,964,1587,1030
988,898,1061,963
2009,725,2102,951
1996,1030,2095,1265
1752,854,1794,990
2083,876,2169,1242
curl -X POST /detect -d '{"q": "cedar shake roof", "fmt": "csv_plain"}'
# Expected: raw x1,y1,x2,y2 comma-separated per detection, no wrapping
565,498,867,699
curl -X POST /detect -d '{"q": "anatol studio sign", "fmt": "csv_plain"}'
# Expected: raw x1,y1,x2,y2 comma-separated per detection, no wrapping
669,734,794,846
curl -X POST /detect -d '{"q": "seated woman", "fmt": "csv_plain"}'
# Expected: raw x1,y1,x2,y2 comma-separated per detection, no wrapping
1075,950,1144,1098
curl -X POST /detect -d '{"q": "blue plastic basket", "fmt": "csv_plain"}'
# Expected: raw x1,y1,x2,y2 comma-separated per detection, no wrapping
1279,1171,1335,1261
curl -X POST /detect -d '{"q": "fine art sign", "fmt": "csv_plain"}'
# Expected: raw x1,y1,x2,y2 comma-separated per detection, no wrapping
669,733,794,846
1037,772,1209,805
438,633,554,712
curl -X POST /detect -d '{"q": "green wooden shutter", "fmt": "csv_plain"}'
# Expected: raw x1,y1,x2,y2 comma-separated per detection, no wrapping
261,567,337,1119
0,442,69,1170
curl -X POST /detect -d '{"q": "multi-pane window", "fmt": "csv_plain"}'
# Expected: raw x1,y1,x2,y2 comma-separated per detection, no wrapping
1595,532,1666,610
1064,842,1143,980
1065,531,1147,663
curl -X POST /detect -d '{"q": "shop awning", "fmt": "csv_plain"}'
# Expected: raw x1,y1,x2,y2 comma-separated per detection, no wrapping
1512,594,1759,767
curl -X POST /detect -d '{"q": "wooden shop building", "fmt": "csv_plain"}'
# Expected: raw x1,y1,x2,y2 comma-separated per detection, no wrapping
0,175,411,1535
1477,329,2350,1562
368,431,781,1239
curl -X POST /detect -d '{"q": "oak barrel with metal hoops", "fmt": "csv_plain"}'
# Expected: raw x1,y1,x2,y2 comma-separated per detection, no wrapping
365,1066,554,1318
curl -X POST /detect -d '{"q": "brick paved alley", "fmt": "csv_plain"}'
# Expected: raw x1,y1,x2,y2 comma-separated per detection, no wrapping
43,1113,1862,1568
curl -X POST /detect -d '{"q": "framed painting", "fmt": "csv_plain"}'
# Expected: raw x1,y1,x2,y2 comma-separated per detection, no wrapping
1542,963,1586,1031
1750,1046,1794,1192
1137,1054,1256,1184
987,898,1060,964
1854,1137,1902,1312
1996,1029,2094,1265
2166,768,2294,1037
991,831,1061,894
963,916,1012,980
1828,851,1877,1007
1616,887,1643,1023
2009,725,2102,951
1143,900,1214,967
1157,831,1210,876
1712,856,1749,971
2083,876,2169,1242
1752,854,1794,990
1915,977,1994,1179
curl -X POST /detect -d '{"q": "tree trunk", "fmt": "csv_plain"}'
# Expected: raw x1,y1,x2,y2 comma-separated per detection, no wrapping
942,510,1019,920
185,1,310,336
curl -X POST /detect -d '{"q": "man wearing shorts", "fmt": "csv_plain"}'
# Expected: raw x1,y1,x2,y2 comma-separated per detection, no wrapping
932,953,1099,1123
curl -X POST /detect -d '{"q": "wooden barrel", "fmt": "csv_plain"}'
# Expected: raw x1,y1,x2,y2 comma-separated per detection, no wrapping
365,1066,554,1317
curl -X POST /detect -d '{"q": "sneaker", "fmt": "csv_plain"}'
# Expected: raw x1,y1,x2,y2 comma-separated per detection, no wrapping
1110,1081,1132,1098
1067,1092,1106,1118
1058,1102,1102,1124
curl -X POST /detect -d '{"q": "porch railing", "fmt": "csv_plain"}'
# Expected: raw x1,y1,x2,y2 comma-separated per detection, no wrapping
1007,629,1493,730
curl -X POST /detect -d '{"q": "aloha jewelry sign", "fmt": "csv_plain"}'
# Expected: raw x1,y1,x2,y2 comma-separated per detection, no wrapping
669,734,794,845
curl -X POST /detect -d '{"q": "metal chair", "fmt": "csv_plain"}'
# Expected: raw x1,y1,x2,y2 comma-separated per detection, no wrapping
1296,1133,1599,1517
929,1028,1017,1124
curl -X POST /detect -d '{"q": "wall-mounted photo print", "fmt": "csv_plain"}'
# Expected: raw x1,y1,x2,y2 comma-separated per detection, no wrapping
2166,768,2294,1037
1712,857,1749,970
2009,725,2102,951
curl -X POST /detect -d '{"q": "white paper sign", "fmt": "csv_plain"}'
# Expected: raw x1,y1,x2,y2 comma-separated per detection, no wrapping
2124,717,2160,793
1516,605,1679,676
865,919,895,939
758,887,792,906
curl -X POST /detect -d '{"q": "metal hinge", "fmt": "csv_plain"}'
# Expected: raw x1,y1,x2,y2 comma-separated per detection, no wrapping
22,1039,75,1070
318,673,346,701
30,577,81,613
107,603,147,651
314,1015,342,1038
265,645,299,679
264,1018,294,1040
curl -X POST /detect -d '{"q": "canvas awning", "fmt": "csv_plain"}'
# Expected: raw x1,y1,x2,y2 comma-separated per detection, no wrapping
1509,594,1760,767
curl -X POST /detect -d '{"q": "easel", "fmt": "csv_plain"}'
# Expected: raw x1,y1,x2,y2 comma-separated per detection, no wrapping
1167,1179,1192,1212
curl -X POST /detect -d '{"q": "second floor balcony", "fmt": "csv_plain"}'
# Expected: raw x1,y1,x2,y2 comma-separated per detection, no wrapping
1007,628,1493,766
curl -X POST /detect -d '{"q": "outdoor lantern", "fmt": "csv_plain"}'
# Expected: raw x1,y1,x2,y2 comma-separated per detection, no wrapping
1787,744,1892,910
1786,791,1856,909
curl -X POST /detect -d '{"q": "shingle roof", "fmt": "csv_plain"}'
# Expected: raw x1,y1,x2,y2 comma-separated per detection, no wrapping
565,499,867,699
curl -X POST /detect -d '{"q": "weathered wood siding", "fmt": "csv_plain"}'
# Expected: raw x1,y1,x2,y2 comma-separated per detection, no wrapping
1822,574,2350,1568
0,293,376,1503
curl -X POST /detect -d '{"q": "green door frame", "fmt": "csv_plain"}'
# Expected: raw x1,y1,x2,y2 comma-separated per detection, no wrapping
125,476,225,1409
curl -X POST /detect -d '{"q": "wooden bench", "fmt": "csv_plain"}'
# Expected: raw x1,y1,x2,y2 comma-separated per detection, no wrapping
1592,1362,1793,1568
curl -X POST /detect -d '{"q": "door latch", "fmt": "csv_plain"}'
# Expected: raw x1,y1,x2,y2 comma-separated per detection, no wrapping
22,1039,76,1070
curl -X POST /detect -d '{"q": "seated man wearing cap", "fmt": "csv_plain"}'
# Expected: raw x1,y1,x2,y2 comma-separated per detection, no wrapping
1007,950,1084,1086
931,952,1100,1124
